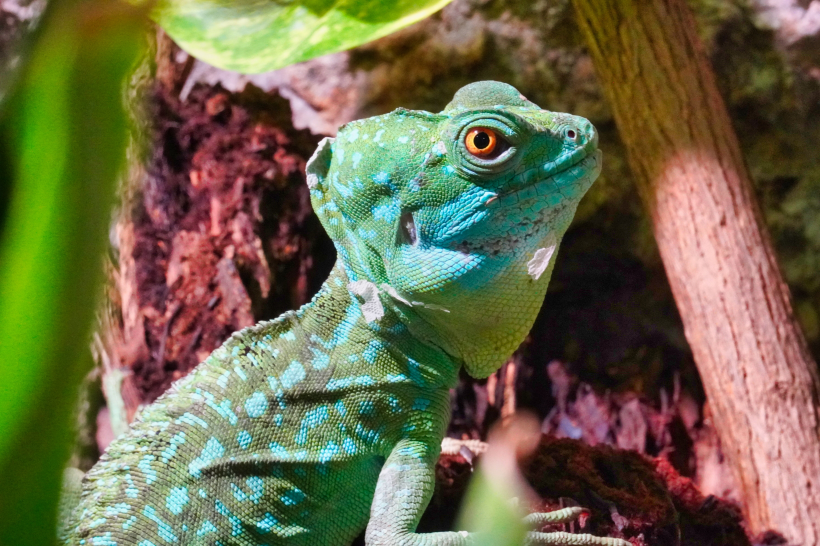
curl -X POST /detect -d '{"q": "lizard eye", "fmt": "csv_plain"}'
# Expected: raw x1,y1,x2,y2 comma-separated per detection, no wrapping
465,128,500,157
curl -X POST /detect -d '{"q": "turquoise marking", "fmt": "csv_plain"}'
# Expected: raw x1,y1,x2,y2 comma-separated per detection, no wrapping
342,437,357,454
165,487,189,515
236,430,252,450
280,487,306,506
295,405,329,445
246,477,264,503
142,506,178,543
244,392,268,418
188,437,225,478
269,442,290,459
196,521,217,537
256,514,278,534
175,412,209,429
160,432,186,464
137,456,157,485
280,361,306,389
231,483,248,502
215,500,244,537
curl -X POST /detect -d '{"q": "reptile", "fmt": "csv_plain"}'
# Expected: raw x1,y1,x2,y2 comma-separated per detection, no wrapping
64,81,627,546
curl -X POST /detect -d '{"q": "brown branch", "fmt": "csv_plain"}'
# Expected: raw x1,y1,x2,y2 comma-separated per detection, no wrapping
571,0,820,542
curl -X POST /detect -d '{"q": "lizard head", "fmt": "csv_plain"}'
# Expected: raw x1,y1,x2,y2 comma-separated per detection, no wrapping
307,81,601,378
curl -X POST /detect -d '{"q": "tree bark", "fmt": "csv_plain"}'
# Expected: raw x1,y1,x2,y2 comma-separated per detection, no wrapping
571,0,820,542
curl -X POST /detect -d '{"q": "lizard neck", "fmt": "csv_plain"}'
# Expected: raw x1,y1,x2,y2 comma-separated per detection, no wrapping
267,261,462,392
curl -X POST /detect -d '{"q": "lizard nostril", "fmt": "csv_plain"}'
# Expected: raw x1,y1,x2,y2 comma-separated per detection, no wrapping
566,129,577,140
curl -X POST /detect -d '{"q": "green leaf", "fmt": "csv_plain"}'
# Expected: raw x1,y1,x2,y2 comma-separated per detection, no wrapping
154,0,454,74
457,468,529,546
0,2,146,543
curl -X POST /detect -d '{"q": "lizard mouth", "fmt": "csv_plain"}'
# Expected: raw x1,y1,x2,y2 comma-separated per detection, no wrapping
483,149,602,209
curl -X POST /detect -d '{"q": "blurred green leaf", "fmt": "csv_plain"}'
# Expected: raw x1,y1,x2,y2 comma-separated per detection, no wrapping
0,2,146,543
154,0,454,74
457,467,529,546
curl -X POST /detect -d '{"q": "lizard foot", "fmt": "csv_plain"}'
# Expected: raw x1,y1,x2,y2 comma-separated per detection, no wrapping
523,507,631,546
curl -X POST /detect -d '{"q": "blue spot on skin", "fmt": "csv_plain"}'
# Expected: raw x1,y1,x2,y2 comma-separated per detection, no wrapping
319,441,339,463
244,392,268,418
351,151,363,168
280,331,296,341
270,442,290,459
373,172,390,186
216,371,231,389
142,506,178,543
363,339,383,365
166,487,189,515
372,204,397,222
295,406,330,445
280,487,306,506
334,400,347,416
237,430,252,450
280,361,305,389
247,477,264,503
309,347,330,370
231,483,248,502
215,500,244,537
359,400,375,415
412,397,432,410
105,503,131,517
123,515,138,530
397,136,409,144
256,513,278,534
175,412,209,429
196,521,217,537
197,390,238,426
189,437,225,478
343,437,357,454
124,473,139,498
137,541,158,546
90,535,116,545
138,455,158,484
160,432,186,463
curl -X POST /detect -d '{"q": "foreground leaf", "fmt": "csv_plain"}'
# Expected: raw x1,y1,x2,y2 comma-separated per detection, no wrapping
0,2,146,543
154,0,454,73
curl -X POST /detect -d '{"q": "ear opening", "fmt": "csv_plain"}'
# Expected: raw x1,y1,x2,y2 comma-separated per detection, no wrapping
306,136,334,191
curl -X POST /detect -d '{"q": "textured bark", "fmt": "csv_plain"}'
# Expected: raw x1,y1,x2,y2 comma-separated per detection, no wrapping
571,0,820,542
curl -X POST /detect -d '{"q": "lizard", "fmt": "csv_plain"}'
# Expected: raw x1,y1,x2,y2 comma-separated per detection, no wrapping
64,80,628,546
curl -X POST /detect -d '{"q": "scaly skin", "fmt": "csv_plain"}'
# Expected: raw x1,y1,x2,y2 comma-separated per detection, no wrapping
65,81,626,546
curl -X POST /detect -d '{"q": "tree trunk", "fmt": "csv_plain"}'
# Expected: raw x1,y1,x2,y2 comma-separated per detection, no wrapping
571,0,820,542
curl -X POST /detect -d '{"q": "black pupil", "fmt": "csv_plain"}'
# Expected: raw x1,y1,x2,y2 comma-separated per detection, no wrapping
474,131,491,149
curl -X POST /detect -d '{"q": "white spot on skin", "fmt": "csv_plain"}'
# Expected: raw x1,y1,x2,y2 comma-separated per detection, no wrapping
527,235,558,280
434,141,447,156
348,280,385,322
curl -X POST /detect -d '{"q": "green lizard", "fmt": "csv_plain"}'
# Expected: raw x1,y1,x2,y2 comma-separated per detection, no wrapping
65,81,627,546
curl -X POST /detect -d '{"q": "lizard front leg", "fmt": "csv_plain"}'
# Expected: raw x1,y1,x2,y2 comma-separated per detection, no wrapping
366,439,471,546
365,440,631,546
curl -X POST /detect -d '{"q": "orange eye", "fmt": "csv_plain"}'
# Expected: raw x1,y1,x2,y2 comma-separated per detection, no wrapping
465,128,498,156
